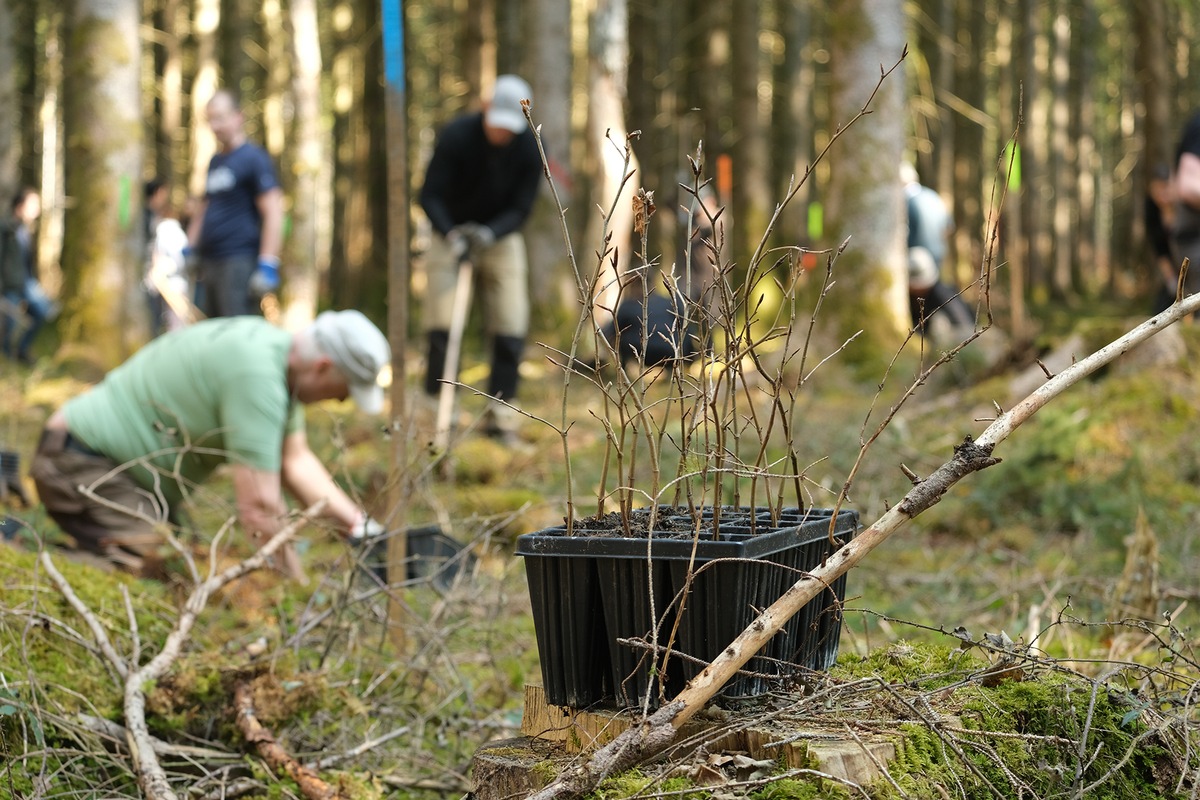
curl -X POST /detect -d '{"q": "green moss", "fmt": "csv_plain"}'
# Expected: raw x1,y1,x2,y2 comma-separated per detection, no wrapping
749,777,851,799
531,759,560,783
590,771,705,800
871,667,1175,798
0,545,177,720
831,641,980,689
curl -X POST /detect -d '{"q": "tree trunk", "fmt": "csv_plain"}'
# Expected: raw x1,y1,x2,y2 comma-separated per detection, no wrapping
1049,3,1072,298
525,0,574,319
36,9,65,299
463,0,495,102
1133,0,1172,169
1019,0,1050,303
330,0,388,318
156,0,184,188
1133,0,1171,293
771,0,813,245
281,0,323,327
950,1,989,296
262,0,288,159
823,0,908,362
682,0,725,185
219,0,256,95
1070,0,1099,292
0,0,16,195
585,0,638,320
730,0,770,270
60,0,143,363
495,0,521,77
996,0,1027,339
188,0,220,197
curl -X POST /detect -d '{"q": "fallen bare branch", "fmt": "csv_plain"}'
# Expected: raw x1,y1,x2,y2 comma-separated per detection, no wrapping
44,501,326,800
234,679,340,800
39,551,129,680
75,713,237,760
305,723,411,770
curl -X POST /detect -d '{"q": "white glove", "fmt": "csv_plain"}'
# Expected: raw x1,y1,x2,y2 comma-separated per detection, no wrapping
350,513,387,542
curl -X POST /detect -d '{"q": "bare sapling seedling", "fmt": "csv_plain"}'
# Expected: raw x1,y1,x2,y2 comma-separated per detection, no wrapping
513,46,1200,799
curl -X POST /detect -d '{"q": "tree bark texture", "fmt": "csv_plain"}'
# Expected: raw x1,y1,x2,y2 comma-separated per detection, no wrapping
524,0,575,317
824,0,909,363
188,0,219,198
584,0,638,322
281,0,324,327
729,0,770,272
0,0,17,195
60,0,143,364
235,680,339,800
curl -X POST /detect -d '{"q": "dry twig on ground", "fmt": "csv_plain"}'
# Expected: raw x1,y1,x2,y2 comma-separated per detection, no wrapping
40,501,326,800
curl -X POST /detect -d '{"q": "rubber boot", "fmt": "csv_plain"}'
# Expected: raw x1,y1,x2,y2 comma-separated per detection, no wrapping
486,335,526,443
488,335,526,402
424,330,450,396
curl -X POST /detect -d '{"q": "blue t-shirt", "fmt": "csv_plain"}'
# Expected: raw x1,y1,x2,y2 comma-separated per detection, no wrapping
197,142,280,259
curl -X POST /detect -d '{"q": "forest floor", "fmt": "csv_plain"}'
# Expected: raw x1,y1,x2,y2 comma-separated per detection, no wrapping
3,307,1200,798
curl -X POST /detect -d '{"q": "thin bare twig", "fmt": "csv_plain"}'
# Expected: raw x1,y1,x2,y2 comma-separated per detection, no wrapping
44,501,326,800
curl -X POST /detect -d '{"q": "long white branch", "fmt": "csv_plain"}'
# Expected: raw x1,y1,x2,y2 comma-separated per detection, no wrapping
527,295,1200,800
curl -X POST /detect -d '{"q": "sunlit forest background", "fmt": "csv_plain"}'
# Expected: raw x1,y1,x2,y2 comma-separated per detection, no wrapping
9,4,1200,796
2,0,1200,366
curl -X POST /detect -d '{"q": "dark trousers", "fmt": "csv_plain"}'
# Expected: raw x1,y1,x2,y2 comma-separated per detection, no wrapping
30,427,166,575
424,331,525,402
196,255,259,318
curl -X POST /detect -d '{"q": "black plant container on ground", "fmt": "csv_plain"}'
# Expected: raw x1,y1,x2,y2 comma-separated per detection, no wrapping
517,506,859,709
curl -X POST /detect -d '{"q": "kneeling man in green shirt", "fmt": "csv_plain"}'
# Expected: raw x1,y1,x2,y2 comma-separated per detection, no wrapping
31,310,389,580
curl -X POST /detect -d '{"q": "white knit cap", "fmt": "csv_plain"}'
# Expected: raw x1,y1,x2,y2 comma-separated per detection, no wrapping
311,310,391,414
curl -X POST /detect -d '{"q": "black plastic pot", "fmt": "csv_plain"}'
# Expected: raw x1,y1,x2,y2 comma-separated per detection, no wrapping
517,506,859,709
357,524,476,591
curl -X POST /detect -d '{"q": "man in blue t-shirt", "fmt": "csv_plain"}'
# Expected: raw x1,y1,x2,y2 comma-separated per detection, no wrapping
188,89,284,318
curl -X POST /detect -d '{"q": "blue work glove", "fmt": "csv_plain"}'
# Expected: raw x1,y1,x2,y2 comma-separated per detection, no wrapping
248,256,280,296
181,246,198,275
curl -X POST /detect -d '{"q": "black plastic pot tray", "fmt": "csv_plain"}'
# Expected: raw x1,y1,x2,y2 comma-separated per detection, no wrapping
518,507,859,709
518,507,854,555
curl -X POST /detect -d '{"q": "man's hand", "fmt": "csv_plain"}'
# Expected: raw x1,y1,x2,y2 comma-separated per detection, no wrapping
459,222,496,251
350,513,386,541
278,542,309,585
449,223,495,259
446,229,471,261
249,255,281,296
